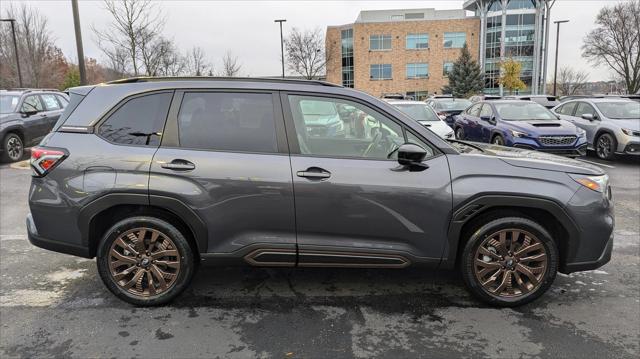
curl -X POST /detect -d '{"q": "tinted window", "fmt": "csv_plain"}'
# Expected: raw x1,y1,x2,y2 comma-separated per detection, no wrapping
98,92,172,146
479,104,493,117
467,104,482,116
21,95,43,112
178,92,277,153
41,94,61,111
0,95,20,113
557,102,577,116
289,95,407,160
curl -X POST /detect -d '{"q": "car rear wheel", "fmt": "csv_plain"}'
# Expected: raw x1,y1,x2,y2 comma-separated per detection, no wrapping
492,134,505,146
455,127,465,140
461,217,558,307
595,133,616,160
1,133,24,163
97,216,196,306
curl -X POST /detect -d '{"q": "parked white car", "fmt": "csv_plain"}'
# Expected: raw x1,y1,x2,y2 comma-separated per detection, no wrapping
386,100,454,139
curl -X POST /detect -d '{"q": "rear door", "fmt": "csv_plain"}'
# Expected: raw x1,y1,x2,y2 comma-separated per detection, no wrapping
39,93,64,132
282,93,452,267
149,90,296,262
478,103,497,142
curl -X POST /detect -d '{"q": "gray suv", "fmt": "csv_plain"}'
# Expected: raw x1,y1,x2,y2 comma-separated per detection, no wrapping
553,98,640,160
27,78,614,307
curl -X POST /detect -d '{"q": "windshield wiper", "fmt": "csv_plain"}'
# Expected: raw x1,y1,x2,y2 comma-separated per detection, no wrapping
446,139,485,152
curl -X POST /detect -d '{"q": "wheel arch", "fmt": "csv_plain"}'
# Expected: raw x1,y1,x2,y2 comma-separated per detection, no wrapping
443,195,579,273
79,193,208,258
593,128,618,147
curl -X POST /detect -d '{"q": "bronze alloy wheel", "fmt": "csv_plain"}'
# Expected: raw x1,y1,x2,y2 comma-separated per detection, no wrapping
108,227,181,297
473,229,548,299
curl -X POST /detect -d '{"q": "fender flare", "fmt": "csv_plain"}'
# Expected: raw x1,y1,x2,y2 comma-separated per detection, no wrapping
78,193,208,256
441,194,579,269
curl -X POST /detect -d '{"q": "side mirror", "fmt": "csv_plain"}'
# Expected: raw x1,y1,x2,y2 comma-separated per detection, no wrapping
397,143,429,171
480,115,496,125
21,110,38,117
581,113,595,121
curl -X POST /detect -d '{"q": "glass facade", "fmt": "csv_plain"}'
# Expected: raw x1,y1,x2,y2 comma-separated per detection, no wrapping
478,0,544,95
370,64,392,80
405,91,429,101
406,33,429,49
341,28,354,88
370,34,392,50
406,63,429,79
443,62,454,76
443,32,467,48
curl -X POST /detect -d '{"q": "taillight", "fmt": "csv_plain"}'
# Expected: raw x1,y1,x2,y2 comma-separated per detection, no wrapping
30,147,68,177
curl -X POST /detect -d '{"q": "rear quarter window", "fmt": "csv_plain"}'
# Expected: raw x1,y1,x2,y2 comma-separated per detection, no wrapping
98,92,173,146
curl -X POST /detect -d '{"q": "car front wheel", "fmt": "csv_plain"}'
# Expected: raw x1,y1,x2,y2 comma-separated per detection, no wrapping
595,133,617,160
97,216,196,306
492,134,505,146
461,217,558,307
455,127,465,140
2,133,24,163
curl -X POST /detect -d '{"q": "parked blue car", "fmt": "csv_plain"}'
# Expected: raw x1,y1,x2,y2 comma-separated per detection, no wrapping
452,100,588,157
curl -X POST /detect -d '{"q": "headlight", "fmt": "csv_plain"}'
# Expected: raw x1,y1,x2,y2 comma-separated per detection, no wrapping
622,128,639,136
509,129,528,138
576,128,586,137
569,174,609,193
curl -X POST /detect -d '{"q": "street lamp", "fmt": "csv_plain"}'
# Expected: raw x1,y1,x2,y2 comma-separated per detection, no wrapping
0,18,23,87
71,0,87,85
552,19,569,97
274,19,286,78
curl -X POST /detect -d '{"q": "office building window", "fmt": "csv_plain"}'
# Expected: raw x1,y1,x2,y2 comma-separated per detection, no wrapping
443,32,466,48
443,62,454,76
370,64,392,80
406,63,428,79
341,28,354,88
370,34,392,50
507,0,535,10
406,33,429,49
406,91,429,101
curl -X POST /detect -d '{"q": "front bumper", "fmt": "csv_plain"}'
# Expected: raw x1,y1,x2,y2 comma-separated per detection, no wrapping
562,232,613,273
619,142,640,155
510,136,588,157
26,213,91,258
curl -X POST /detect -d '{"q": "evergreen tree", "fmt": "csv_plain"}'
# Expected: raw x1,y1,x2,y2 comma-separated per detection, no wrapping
441,43,484,97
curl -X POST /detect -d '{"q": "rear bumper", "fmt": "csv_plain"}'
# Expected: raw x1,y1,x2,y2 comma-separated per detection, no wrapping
26,213,92,258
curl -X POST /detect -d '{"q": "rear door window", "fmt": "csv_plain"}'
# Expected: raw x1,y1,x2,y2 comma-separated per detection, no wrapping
98,92,173,146
177,92,278,153
41,94,62,111
56,95,69,108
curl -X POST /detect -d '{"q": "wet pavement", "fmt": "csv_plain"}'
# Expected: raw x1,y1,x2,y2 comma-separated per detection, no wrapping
1,155,638,358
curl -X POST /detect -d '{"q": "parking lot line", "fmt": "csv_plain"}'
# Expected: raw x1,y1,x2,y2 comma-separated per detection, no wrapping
577,159,616,169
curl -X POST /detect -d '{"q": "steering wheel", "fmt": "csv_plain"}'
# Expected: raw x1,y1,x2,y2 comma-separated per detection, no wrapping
362,129,383,157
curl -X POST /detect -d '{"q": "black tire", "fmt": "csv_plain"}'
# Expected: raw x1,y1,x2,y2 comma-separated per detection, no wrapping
97,216,196,306
492,134,505,146
455,127,465,140
595,133,617,160
1,133,24,163
460,217,559,307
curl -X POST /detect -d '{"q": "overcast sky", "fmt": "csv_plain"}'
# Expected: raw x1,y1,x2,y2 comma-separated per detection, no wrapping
2,0,626,81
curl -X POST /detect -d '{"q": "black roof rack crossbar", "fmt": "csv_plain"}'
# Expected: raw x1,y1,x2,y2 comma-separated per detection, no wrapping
106,76,342,87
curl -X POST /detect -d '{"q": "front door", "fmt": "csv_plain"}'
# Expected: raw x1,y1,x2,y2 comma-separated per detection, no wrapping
572,102,600,145
149,91,296,263
282,93,452,267
39,93,64,131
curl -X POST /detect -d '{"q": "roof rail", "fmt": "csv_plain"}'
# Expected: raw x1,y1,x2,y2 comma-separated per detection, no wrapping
106,76,342,87
5,88,60,93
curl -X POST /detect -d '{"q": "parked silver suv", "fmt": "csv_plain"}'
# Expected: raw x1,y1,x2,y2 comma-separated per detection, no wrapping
553,98,640,160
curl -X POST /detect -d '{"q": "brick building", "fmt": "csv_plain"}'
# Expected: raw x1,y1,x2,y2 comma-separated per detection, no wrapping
325,8,481,100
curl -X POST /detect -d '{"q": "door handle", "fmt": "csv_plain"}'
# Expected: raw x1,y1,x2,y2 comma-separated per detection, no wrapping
161,159,195,171
297,167,331,179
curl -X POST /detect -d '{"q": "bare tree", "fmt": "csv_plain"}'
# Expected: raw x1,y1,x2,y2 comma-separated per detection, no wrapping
221,51,242,77
284,28,331,79
185,46,210,76
582,0,640,94
93,0,165,76
0,3,57,87
555,66,590,96
156,43,186,77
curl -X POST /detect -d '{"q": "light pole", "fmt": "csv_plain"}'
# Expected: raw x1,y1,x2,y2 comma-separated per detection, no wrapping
274,19,286,78
1,18,23,87
71,0,87,85
552,19,569,97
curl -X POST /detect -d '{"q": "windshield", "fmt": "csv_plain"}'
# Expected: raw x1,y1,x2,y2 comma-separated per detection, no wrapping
394,104,439,121
595,102,640,119
494,102,557,121
300,100,337,116
0,95,20,114
436,99,472,111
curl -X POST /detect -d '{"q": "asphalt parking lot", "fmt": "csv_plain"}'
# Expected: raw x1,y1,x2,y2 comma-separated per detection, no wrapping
0,155,638,359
